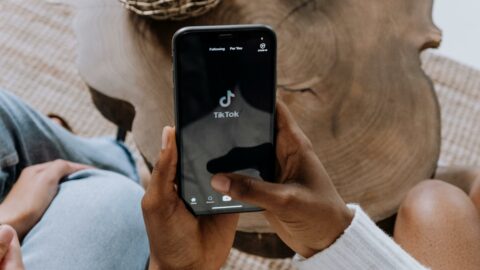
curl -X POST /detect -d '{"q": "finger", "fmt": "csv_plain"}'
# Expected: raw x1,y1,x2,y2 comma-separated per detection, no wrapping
149,126,178,197
211,173,295,212
2,225,24,269
276,101,303,135
142,126,182,222
275,101,314,169
276,101,312,143
0,225,15,259
28,160,91,173
22,162,54,175
41,160,92,182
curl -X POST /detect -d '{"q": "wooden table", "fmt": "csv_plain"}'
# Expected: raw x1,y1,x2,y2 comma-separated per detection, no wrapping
73,0,442,257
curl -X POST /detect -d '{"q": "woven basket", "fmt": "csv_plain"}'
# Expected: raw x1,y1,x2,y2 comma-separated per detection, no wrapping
119,0,221,20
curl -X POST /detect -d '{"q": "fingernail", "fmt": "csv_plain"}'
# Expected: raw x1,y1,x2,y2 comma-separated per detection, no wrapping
161,126,170,150
211,175,231,193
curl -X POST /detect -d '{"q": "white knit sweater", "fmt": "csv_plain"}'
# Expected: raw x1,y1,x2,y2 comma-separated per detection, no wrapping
292,205,428,270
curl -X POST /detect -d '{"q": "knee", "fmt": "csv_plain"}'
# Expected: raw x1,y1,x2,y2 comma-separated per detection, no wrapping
81,172,145,213
0,91,25,130
59,171,145,223
397,180,473,227
0,91,16,115
468,170,480,205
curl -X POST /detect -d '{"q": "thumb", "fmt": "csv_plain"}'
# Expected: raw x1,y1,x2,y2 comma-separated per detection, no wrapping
142,126,180,218
211,173,292,212
0,225,14,259
2,225,24,270
149,126,178,197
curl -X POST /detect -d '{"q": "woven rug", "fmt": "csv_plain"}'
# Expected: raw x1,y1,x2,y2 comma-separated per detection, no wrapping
421,53,480,167
0,0,479,269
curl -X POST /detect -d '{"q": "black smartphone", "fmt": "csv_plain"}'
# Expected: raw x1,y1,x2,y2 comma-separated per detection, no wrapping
172,25,277,215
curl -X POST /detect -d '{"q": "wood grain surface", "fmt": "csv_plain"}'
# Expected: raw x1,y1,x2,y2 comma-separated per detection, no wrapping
73,0,442,233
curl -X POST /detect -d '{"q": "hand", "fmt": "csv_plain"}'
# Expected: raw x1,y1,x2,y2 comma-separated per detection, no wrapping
142,127,239,270
0,224,24,270
0,160,91,238
211,102,354,258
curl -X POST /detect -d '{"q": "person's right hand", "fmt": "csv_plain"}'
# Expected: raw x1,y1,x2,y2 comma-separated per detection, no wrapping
0,224,24,270
0,160,91,238
211,102,354,258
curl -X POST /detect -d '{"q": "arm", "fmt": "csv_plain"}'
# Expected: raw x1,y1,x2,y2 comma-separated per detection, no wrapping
293,204,428,270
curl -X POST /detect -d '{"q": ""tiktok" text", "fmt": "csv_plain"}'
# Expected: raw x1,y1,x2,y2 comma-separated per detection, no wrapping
213,111,240,119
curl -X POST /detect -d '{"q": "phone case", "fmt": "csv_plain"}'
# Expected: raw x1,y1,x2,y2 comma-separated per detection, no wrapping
172,24,277,215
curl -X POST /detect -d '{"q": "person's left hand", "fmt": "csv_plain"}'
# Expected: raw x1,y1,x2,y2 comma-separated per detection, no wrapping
0,224,24,270
0,160,92,239
142,126,239,270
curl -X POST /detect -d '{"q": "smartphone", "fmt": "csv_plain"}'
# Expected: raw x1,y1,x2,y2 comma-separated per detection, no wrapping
173,25,277,215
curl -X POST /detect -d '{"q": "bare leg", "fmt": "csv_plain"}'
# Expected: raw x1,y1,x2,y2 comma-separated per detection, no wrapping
436,166,480,212
394,180,480,270
465,171,480,212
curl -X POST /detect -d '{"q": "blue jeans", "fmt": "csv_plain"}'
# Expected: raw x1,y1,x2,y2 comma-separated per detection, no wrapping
0,90,149,269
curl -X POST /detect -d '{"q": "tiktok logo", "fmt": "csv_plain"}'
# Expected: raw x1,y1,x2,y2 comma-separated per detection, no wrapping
219,90,235,108
214,89,239,119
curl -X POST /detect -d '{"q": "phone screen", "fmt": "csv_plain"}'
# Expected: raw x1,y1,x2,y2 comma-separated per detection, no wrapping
174,26,276,215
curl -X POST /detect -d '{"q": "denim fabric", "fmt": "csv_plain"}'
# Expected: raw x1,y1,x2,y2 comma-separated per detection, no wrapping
0,90,148,269
21,170,149,270
0,89,139,200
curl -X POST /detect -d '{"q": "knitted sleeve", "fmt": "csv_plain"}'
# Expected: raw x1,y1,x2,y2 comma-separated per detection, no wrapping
292,204,428,270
